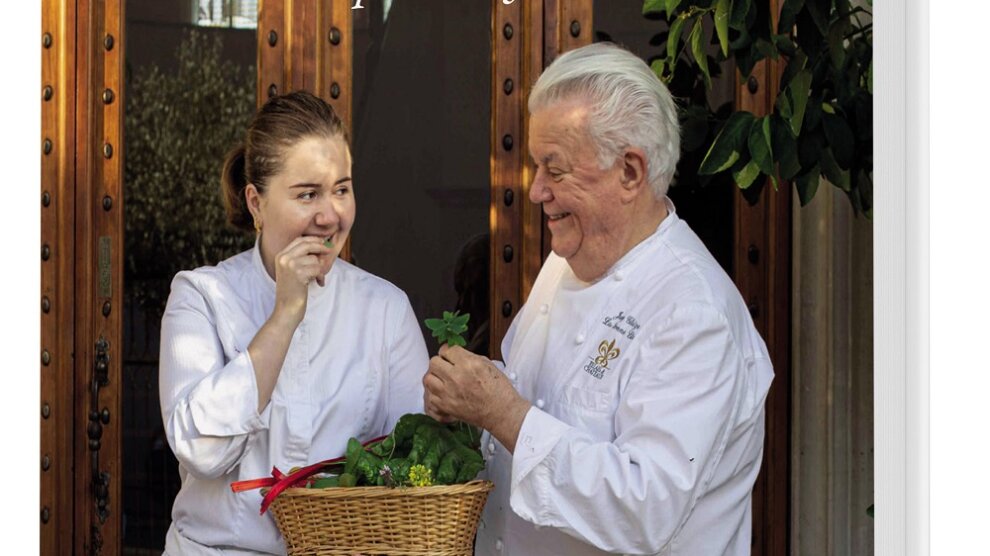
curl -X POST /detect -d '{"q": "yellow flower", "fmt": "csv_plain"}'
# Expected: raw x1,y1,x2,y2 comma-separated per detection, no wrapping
408,464,433,487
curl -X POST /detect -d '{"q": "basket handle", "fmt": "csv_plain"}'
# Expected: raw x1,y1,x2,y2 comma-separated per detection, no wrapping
230,434,388,515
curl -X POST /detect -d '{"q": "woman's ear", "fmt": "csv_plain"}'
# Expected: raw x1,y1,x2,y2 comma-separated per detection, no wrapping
619,147,648,201
244,184,262,220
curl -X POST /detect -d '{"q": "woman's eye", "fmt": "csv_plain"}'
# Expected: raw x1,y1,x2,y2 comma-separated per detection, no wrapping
334,186,350,196
299,191,317,200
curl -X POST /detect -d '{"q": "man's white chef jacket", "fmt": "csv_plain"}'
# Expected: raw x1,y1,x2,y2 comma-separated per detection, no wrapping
476,198,774,555
159,244,428,555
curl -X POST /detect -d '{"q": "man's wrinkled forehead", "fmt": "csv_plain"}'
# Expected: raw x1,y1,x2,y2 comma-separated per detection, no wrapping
528,102,593,161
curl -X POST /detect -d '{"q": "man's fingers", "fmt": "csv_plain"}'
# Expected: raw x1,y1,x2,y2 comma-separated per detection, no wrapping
428,355,456,382
423,368,446,392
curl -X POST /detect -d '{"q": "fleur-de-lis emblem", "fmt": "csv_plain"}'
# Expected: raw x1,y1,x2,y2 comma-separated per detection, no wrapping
594,339,620,368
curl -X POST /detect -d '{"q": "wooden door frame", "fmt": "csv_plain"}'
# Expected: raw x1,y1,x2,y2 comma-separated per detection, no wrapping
734,3,792,554
42,0,125,553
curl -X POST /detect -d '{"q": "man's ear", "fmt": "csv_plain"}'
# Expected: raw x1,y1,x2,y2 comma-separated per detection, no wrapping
619,147,648,201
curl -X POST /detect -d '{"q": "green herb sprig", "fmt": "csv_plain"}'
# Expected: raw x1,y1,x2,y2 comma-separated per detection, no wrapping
424,310,470,348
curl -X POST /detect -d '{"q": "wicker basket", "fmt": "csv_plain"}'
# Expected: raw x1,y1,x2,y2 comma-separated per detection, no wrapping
269,480,493,556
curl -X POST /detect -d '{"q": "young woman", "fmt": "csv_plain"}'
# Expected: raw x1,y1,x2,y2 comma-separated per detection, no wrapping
159,91,427,554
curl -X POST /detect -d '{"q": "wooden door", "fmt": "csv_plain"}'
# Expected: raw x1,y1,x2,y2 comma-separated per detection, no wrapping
41,0,125,553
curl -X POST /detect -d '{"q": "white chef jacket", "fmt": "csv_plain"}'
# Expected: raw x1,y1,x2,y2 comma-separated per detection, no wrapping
476,198,774,555
159,242,428,555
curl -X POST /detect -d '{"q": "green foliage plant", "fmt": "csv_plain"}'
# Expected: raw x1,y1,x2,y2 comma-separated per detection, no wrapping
307,413,484,488
124,30,256,318
424,310,471,348
642,0,873,217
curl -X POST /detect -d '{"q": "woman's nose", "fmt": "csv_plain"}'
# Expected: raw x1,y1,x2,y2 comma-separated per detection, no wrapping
314,199,340,227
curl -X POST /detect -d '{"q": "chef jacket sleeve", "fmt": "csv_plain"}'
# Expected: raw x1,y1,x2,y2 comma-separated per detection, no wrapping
159,273,267,480
384,296,429,430
508,303,752,554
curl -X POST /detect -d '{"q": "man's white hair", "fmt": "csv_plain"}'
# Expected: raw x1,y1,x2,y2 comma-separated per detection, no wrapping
528,42,681,199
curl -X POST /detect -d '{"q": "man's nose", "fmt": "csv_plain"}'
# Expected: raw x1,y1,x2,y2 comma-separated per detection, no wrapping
529,174,553,204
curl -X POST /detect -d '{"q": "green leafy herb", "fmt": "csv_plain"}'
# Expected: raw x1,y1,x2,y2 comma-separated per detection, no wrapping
424,310,471,348
323,238,334,249
308,413,484,489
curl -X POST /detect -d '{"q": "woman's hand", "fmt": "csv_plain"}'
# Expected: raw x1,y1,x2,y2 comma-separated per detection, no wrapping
271,236,335,326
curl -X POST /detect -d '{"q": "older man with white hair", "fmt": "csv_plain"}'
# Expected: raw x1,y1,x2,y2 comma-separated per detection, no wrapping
423,42,773,555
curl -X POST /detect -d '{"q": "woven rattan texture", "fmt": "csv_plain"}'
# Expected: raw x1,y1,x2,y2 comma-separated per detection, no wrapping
270,480,493,555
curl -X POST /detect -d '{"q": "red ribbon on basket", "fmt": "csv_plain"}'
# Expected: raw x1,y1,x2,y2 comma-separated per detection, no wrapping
230,434,388,515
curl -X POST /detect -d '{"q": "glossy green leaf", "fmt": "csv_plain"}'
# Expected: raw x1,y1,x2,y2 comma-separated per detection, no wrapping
732,160,761,190
650,58,666,81
777,91,793,121
689,18,711,89
715,0,732,57
666,0,683,16
772,33,797,56
795,165,821,206
867,60,873,94
747,116,774,176
821,147,850,191
786,69,812,136
822,112,855,169
667,15,687,62
754,38,778,61
642,0,666,16
770,116,801,180
729,0,751,29
779,51,808,93
778,0,804,34
680,105,711,152
806,0,830,35
827,18,853,69
699,111,755,175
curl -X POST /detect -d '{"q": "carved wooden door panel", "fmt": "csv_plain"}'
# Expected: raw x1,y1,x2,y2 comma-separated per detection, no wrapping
41,0,124,553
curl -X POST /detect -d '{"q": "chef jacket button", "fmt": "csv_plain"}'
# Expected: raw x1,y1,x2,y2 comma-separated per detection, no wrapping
614,270,625,281
488,442,496,454
540,304,549,314
575,333,585,344
495,539,504,551
536,398,545,409
508,372,518,381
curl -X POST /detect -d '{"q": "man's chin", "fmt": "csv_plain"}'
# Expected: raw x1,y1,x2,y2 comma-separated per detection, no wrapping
549,243,579,261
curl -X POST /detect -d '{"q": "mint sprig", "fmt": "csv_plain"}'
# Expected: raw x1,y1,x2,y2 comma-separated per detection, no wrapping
424,310,470,348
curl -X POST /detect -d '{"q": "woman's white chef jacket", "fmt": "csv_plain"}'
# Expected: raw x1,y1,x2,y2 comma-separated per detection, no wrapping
159,243,428,555
476,199,774,555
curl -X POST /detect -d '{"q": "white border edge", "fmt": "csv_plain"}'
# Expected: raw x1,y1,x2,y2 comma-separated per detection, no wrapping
875,1,929,555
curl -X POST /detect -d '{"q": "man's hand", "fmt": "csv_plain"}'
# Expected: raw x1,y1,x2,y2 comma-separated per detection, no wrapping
423,345,532,452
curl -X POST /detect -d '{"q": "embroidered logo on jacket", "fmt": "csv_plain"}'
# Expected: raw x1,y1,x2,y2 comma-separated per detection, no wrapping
602,311,641,340
584,339,620,379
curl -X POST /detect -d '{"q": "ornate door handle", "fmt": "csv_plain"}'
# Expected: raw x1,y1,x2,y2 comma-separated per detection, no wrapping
89,337,111,525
